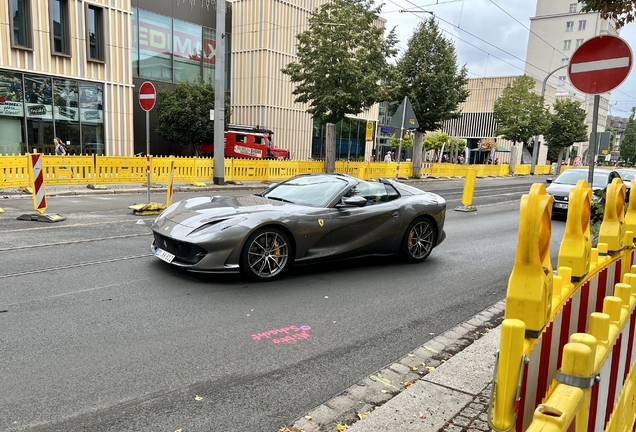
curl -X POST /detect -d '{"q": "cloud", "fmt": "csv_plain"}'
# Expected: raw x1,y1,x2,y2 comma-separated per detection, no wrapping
380,0,635,115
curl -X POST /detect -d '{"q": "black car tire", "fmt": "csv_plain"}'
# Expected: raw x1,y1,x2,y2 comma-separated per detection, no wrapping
240,226,292,281
400,217,436,263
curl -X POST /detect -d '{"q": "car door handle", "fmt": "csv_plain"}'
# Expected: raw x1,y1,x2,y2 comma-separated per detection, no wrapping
392,211,399,217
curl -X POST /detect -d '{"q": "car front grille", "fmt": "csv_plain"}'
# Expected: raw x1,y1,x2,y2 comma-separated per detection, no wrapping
153,232,207,265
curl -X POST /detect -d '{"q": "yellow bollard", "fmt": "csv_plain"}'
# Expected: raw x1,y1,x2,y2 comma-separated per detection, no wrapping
491,319,526,431
454,168,477,212
599,178,626,254
505,183,554,337
569,333,598,432
625,193,636,242
588,313,610,352
558,267,573,300
558,180,592,279
166,158,175,207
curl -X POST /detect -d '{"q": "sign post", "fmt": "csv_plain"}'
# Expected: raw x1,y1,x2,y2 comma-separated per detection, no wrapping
567,35,633,185
139,81,157,202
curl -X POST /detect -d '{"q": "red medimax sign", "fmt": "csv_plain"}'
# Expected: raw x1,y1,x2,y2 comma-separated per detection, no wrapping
134,19,216,65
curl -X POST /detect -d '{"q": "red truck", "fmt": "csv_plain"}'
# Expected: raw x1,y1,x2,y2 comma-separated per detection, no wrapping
199,124,289,159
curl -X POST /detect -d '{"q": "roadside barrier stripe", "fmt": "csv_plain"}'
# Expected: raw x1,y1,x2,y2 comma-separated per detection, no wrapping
33,155,46,210
589,372,601,432
579,282,591,333
628,314,636,383
614,260,622,289
518,359,531,431
548,312,562,387
522,340,542,431
557,299,574,369
597,268,608,311
536,323,554,408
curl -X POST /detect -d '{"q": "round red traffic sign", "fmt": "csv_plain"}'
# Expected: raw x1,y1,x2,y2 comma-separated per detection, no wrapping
568,35,633,94
139,81,156,111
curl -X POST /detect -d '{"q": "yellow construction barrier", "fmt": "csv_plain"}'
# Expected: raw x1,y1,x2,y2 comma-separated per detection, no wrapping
599,178,626,253
558,180,592,279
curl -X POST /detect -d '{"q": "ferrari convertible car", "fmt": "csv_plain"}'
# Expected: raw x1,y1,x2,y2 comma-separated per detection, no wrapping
150,173,446,281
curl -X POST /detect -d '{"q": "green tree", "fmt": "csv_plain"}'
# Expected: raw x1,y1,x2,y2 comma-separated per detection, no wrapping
543,99,588,166
392,18,469,133
493,75,548,149
156,79,231,156
580,0,635,28
621,108,636,163
281,0,398,125
390,134,414,149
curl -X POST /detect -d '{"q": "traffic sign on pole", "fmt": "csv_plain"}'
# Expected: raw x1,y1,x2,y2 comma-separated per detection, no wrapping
139,81,156,111
568,35,633,95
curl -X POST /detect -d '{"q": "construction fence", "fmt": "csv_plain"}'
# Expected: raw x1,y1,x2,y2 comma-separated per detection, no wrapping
490,177,636,432
0,154,553,189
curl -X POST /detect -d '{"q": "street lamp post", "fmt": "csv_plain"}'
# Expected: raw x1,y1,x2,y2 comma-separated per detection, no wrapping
530,64,567,175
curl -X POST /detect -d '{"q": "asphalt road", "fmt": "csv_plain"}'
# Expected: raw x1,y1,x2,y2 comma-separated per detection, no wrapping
0,176,565,432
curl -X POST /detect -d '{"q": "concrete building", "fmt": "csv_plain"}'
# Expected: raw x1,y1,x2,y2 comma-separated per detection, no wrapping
607,114,629,150
524,0,619,160
0,0,133,156
230,0,381,161
441,75,556,165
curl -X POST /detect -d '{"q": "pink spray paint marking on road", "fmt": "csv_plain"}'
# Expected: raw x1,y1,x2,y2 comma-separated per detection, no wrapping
252,325,312,345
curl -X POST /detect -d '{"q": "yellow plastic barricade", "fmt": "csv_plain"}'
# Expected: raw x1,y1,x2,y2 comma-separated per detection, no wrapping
0,154,29,188
599,178,626,254
558,180,592,280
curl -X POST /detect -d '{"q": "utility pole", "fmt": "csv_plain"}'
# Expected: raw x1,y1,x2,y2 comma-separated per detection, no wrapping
213,0,226,185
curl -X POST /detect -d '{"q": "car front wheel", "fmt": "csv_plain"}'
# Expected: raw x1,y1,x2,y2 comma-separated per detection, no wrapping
240,227,291,281
400,218,436,263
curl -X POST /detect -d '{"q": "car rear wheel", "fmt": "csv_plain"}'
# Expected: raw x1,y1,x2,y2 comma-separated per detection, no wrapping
400,218,436,263
240,227,291,281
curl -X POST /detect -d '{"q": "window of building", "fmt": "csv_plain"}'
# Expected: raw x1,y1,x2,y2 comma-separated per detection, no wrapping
11,0,33,49
51,0,70,55
564,40,571,50
566,21,574,32
561,57,569,66
86,5,104,61
25,75,54,152
79,82,104,155
0,70,26,154
132,8,139,77
578,20,586,30
576,38,584,47
558,76,566,86
569,3,577,12
138,10,173,81
173,19,203,83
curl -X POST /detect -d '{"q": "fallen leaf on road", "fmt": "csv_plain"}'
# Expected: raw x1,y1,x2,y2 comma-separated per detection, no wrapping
194,395,203,401
412,366,418,371
427,366,435,372
429,332,435,335
407,354,414,357
324,296,329,299
175,429,183,432
420,413,427,419
333,321,337,324
337,424,350,430
304,415,313,421
246,314,251,316
381,389,388,393
358,412,369,420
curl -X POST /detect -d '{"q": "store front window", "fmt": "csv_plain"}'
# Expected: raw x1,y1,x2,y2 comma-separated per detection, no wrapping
311,118,367,160
174,19,203,83
0,71,26,154
79,82,104,155
25,74,54,153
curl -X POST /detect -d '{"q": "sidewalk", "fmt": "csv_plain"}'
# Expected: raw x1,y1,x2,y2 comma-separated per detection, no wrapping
284,301,504,432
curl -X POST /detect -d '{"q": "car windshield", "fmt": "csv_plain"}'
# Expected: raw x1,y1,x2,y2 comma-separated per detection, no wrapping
262,175,348,207
554,170,612,188
617,170,636,181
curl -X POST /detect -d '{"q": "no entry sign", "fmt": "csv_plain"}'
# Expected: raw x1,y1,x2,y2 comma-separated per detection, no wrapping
139,81,156,111
568,35,633,94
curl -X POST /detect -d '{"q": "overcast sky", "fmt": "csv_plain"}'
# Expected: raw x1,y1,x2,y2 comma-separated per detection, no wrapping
380,0,636,119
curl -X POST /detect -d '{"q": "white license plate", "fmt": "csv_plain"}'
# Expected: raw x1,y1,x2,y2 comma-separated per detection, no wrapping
154,247,175,263
555,203,568,209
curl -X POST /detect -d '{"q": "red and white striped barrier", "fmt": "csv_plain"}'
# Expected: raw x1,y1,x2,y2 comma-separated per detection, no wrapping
31,153,47,214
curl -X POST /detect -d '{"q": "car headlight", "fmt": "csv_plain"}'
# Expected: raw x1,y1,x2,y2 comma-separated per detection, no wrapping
187,216,248,236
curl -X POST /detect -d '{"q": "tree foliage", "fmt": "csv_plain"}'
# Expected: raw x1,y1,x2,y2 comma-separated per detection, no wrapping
423,132,450,152
392,19,469,133
390,134,414,149
281,0,398,125
544,99,588,150
493,75,548,145
580,0,635,28
156,79,231,155
621,108,636,163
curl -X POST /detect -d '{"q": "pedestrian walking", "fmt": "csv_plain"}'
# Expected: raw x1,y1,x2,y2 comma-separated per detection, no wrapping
54,137,66,156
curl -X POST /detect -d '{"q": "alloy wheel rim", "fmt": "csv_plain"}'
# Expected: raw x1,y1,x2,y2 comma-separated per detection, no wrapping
247,232,289,278
407,222,433,259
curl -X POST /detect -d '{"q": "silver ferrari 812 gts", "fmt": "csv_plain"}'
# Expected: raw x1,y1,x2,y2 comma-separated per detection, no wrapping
150,173,446,281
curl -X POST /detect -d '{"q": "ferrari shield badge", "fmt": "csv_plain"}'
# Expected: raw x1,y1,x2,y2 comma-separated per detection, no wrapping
318,219,324,227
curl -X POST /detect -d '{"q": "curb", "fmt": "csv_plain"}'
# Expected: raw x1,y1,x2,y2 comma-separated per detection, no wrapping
286,301,505,432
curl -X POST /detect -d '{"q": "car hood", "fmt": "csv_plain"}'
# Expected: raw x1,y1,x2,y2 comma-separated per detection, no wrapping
158,195,295,228
546,182,603,197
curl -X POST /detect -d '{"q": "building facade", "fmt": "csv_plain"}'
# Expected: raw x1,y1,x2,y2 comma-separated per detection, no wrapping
0,0,133,156
230,0,380,161
130,0,232,156
524,0,619,159
441,76,557,165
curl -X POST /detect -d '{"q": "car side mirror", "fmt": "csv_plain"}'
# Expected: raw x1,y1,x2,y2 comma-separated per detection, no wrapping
337,195,367,208
546,178,553,184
